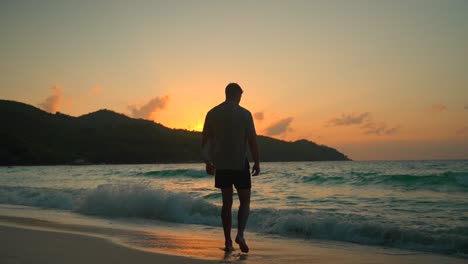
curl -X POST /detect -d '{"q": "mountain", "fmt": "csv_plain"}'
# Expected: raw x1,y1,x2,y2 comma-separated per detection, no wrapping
0,99,350,165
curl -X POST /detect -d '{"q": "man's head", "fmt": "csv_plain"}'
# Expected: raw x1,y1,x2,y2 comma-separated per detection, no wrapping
225,83,243,103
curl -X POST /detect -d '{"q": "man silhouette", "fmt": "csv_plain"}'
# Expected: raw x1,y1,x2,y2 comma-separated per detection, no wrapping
202,83,260,253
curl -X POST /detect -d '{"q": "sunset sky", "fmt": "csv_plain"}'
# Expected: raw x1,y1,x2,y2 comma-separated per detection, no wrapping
1,0,467,160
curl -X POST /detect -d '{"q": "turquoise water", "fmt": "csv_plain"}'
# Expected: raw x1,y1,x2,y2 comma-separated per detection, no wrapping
0,160,467,256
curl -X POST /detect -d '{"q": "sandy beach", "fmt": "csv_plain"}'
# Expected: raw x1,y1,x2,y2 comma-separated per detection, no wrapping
1,225,214,264
1,206,466,264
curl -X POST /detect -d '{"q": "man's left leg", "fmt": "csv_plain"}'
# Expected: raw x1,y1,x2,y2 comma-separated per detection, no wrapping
235,188,251,253
221,187,234,251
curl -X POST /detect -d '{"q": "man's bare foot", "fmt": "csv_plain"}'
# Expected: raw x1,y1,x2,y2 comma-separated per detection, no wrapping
223,241,234,252
235,236,249,253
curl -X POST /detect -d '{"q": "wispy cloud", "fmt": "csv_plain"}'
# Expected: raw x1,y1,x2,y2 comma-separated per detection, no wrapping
91,86,103,94
264,117,293,136
457,126,468,135
326,112,399,136
362,121,400,135
128,95,169,119
38,86,62,113
254,111,264,121
326,112,371,127
430,104,447,113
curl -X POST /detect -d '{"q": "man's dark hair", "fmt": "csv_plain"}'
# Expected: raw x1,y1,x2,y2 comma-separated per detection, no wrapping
225,83,243,99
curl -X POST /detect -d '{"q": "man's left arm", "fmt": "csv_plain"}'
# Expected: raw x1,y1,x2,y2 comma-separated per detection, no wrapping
202,113,215,175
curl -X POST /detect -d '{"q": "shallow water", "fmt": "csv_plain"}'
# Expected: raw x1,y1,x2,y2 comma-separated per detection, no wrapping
1,160,467,256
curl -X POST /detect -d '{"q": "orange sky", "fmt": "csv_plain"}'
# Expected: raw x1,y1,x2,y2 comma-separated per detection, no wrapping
1,1,467,160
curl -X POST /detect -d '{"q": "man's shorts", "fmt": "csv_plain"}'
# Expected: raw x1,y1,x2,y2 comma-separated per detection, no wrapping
215,160,251,189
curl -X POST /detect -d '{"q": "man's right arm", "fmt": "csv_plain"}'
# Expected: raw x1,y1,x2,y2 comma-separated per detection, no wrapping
247,134,260,176
246,112,260,176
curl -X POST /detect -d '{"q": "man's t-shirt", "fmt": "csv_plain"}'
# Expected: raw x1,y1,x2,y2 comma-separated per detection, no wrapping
203,101,256,170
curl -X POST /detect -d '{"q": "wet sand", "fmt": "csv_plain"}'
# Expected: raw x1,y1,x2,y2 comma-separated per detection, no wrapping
0,207,466,264
0,225,214,264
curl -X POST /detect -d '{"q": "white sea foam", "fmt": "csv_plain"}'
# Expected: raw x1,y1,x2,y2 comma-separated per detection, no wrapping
1,183,467,255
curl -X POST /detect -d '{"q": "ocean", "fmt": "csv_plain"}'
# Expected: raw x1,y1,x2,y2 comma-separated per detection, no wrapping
1,160,467,258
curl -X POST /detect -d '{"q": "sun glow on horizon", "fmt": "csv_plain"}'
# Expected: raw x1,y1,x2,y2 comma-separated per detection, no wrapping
190,121,204,132
1,1,467,160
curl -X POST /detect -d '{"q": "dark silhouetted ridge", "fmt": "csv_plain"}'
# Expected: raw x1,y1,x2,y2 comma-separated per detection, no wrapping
0,100,350,165
78,109,132,124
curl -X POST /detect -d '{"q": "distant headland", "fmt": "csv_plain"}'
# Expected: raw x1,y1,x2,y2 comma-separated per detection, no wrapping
0,99,350,165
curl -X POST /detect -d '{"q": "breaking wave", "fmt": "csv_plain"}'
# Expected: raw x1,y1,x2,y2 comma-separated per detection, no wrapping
135,169,208,178
301,171,468,192
1,184,467,255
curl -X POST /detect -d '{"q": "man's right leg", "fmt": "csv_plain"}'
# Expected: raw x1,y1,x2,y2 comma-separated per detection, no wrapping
221,187,233,251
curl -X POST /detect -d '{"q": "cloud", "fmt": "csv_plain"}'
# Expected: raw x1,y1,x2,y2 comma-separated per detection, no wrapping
457,126,468,135
264,117,293,136
38,86,62,113
464,104,468,110
91,86,103,94
128,95,169,119
326,112,371,127
430,104,447,113
254,111,264,121
362,121,400,135
326,112,400,136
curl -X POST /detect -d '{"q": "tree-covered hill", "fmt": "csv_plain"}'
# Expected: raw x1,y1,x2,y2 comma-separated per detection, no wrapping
0,99,350,165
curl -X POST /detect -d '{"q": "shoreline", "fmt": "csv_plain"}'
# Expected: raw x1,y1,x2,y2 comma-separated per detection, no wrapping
0,225,213,264
5,159,468,168
0,159,354,167
1,206,466,264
